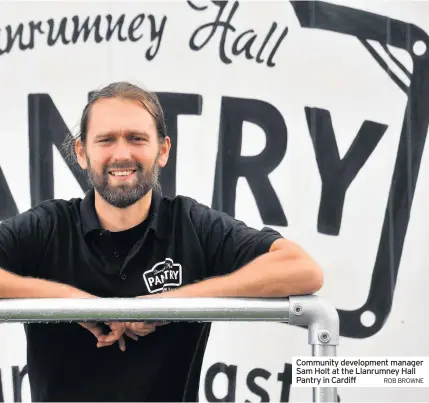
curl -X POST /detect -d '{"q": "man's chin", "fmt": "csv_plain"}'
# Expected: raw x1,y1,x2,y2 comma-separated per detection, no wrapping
99,191,142,208
98,185,152,205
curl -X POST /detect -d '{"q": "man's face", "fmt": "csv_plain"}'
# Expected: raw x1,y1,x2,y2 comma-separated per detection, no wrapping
75,97,170,208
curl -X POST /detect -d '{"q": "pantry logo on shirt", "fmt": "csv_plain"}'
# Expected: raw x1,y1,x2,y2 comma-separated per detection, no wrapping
143,258,183,293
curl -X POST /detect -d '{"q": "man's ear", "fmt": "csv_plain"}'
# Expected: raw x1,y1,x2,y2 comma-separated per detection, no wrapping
158,136,171,168
75,138,88,170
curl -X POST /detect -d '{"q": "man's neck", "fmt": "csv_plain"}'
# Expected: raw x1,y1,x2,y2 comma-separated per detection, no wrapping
94,190,152,232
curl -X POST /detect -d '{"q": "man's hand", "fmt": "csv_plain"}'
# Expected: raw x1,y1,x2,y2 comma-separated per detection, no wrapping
75,290,171,349
79,322,129,351
79,321,169,350
124,321,169,337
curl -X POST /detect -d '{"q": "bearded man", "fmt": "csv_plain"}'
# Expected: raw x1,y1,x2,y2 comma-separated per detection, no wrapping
0,81,323,402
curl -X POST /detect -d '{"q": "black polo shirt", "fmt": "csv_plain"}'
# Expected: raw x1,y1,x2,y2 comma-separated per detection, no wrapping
0,189,282,402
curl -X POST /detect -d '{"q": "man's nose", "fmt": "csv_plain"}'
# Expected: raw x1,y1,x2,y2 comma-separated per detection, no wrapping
112,139,132,160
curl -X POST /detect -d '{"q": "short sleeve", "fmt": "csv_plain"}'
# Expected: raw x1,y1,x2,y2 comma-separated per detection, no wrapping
191,203,283,276
0,209,48,277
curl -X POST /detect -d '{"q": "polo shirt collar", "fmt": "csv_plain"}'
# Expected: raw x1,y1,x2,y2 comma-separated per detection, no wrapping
80,188,168,239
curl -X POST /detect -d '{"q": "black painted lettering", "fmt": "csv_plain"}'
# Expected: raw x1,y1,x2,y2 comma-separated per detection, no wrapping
277,363,292,402
24,22,44,51
0,22,43,54
105,14,127,42
232,30,257,60
305,107,388,235
189,1,237,64
188,1,287,67
12,365,27,403
204,362,237,402
128,14,145,42
71,16,103,44
156,92,203,198
0,167,18,220
0,13,164,58
28,94,90,206
146,15,167,60
266,27,288,67
246,368,271,402
255,23,277,64
3,24,24,53
212,97,287,226
46,18,70,45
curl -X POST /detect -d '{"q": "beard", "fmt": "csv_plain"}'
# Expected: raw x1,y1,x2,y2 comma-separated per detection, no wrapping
86,157,161,208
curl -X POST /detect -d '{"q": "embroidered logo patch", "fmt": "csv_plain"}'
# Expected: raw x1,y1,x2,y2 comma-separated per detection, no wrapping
143,258,182,294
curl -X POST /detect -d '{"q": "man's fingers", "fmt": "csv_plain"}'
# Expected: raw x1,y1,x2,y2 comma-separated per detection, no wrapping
96,337,126,351
123,322,157,337
134,329,155,337
93,321,162,340
96,336,126,351
133,322,157,330
118,336,126,352
79,322,104,340
99,328,124,343
125,329,139,341
97,340,115,348
154,321,171,326
82,321,163,341
94,322,125,343
105,322,125,334
106,321,123,330
98,333,119,343
133,322,149,330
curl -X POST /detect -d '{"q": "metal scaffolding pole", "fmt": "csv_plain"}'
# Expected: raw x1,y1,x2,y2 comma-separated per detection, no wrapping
0,294,339,402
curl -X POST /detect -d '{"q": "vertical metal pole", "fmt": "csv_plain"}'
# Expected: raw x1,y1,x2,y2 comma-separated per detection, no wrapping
288,295,340,403
312,345,337,402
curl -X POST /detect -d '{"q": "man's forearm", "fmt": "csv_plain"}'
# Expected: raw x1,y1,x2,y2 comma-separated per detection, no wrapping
0,267,93,299
142,242,323,299
142,275,234,299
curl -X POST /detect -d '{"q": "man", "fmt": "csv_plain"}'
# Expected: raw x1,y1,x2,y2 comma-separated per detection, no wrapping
0,81,323,402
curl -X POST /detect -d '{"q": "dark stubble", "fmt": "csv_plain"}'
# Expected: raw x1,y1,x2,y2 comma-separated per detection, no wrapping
86,157,161,208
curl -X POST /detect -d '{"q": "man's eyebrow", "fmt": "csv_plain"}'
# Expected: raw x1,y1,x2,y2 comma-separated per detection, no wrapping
94,131,150,139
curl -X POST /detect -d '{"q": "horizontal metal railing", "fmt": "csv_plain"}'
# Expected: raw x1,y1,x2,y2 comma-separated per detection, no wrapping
0,294,339,402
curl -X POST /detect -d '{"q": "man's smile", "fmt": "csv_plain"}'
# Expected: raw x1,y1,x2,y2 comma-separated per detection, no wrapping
108,169,137,179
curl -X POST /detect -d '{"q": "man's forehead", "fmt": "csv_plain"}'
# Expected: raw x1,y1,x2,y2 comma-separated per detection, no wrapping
87,98,157,134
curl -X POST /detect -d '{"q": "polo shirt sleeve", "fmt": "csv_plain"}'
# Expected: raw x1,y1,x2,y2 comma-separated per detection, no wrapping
192,203,284,276
0,209,47,277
